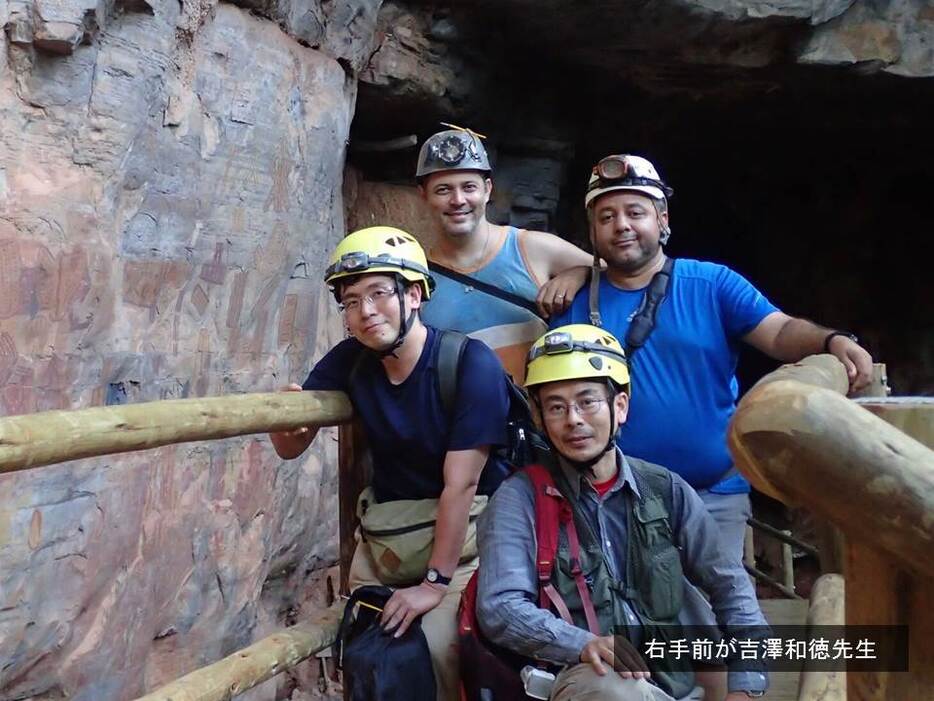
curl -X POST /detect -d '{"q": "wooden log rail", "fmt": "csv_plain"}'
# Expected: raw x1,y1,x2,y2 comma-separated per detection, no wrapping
0,391,354,698
132,603,345,701
0,390,352,474
728,355,934,700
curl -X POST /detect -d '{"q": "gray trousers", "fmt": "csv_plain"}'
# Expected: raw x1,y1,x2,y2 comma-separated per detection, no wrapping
695,489,751,561
551,664,705,700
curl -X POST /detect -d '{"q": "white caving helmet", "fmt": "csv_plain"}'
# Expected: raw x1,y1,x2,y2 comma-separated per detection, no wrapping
584,154,673,207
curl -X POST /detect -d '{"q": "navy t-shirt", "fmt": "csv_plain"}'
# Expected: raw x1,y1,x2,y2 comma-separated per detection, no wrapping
552,259,778,493
302,326,511,502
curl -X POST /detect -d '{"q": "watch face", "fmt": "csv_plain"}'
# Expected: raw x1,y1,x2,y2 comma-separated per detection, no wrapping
426,569,438,582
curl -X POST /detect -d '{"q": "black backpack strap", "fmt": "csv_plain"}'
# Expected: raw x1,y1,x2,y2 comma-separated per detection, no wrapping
428,261,544,319
588,265,602,327
624,257,675,359
435,330,469,420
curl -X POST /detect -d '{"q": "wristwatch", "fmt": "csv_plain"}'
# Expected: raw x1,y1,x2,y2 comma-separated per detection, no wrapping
823,330,858,353
739,692,766,698
424,568,451,586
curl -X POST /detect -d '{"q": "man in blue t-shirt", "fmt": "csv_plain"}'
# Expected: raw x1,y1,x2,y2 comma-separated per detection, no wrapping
551,154,873,560
269,226,510,700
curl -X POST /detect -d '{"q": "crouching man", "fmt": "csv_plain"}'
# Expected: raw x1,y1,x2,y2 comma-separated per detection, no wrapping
476,325,769,700
270,226,512,700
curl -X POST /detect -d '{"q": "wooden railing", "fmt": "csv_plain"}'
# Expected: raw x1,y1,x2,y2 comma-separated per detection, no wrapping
0,391,353,700
6,357,933,700
729,355,934,700
0,391,352,475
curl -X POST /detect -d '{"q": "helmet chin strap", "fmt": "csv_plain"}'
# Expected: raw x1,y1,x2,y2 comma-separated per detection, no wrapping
371,275,417,359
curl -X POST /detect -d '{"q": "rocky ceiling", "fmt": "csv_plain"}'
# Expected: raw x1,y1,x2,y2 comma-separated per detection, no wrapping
350,0,934,393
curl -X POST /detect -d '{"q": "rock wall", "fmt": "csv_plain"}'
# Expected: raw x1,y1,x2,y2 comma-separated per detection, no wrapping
0,0,378,698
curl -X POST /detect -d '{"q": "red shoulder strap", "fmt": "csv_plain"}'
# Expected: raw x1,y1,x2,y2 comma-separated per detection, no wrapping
524,464,599,635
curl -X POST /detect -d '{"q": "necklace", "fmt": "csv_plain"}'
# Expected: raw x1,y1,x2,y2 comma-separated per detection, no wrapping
434,223,494,272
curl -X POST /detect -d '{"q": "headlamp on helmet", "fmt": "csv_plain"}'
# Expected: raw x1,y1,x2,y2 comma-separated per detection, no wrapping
594,155,631,181
416,127,492,180
325,226,435,301
585,154,673,207
525,324,630,392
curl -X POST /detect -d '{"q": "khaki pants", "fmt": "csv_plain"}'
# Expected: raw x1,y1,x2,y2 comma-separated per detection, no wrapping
348,540,477,701
551,664,687,701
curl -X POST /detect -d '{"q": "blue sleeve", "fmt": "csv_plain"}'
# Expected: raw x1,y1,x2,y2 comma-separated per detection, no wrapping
447,339,510,451
716,265,779,338
549,306,573,329
300,338,360,392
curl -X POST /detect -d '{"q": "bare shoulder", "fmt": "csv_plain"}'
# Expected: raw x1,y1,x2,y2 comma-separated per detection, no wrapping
518,228,591,278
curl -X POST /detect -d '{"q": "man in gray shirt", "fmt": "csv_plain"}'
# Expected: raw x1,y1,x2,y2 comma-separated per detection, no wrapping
476,324,768,700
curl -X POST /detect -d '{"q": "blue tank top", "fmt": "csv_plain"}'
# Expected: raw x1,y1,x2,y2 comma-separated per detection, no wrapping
421,227,547,382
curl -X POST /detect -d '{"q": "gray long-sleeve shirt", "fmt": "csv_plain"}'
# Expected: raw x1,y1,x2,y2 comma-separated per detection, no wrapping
477,451,769,694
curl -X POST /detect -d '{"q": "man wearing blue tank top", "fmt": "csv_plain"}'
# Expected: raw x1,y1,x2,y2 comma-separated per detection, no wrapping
269,226,511,700
551,154,874,560
416,128,594,384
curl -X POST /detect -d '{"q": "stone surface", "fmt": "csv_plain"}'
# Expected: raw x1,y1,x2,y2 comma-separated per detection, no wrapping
224,0,381,73
799,0,934,77
0,0,368,698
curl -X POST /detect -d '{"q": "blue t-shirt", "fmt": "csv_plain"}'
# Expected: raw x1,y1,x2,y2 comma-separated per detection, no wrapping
302,326,511,502
552,259,778,492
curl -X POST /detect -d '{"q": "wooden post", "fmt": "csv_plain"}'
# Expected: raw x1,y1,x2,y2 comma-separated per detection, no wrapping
842,398,934,701
338,419,371,595
728,356,934,700
0,391,352,474
797,574,845,701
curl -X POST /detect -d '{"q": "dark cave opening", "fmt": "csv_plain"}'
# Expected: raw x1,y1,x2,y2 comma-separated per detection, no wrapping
347,4,934,394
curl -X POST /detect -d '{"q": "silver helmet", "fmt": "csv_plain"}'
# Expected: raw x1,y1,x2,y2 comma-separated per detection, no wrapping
416,129,491,180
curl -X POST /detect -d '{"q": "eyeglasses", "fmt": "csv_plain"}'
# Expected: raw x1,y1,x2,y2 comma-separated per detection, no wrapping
542,396,607,421
339,286,397,314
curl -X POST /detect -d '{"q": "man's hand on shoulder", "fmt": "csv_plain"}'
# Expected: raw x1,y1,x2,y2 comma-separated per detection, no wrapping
381,582,446,638
537,265,590,318
579,635,650,680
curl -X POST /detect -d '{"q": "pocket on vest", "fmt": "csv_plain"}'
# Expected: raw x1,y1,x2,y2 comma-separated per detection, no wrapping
640,545,684,620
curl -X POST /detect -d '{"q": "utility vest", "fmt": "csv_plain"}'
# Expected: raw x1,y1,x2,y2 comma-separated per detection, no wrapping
549,457,695,700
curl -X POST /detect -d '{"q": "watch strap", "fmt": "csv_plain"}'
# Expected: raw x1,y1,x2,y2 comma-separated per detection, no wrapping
823,331,857,353
425,568,451,586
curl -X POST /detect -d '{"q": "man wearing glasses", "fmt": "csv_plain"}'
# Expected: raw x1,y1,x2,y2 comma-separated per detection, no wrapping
476,325,768,700
269,226,511,700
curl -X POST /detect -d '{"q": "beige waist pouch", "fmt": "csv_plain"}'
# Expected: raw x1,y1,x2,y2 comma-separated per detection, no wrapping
357,487,488,585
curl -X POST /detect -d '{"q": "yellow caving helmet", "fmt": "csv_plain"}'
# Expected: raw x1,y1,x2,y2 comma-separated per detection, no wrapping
325,226,435,300
525,324,630,393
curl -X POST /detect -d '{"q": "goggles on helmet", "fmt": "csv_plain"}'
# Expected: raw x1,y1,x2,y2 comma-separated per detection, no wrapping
325,251,431,280
529,332,628,365
588,155,674,199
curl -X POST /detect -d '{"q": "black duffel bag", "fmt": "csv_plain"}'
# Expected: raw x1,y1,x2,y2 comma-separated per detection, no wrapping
335,585,437,701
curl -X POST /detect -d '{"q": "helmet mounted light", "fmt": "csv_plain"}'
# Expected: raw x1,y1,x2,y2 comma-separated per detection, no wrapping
585,154,674,204
325,251,432,283
529,332,628,366
594,155,630,181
